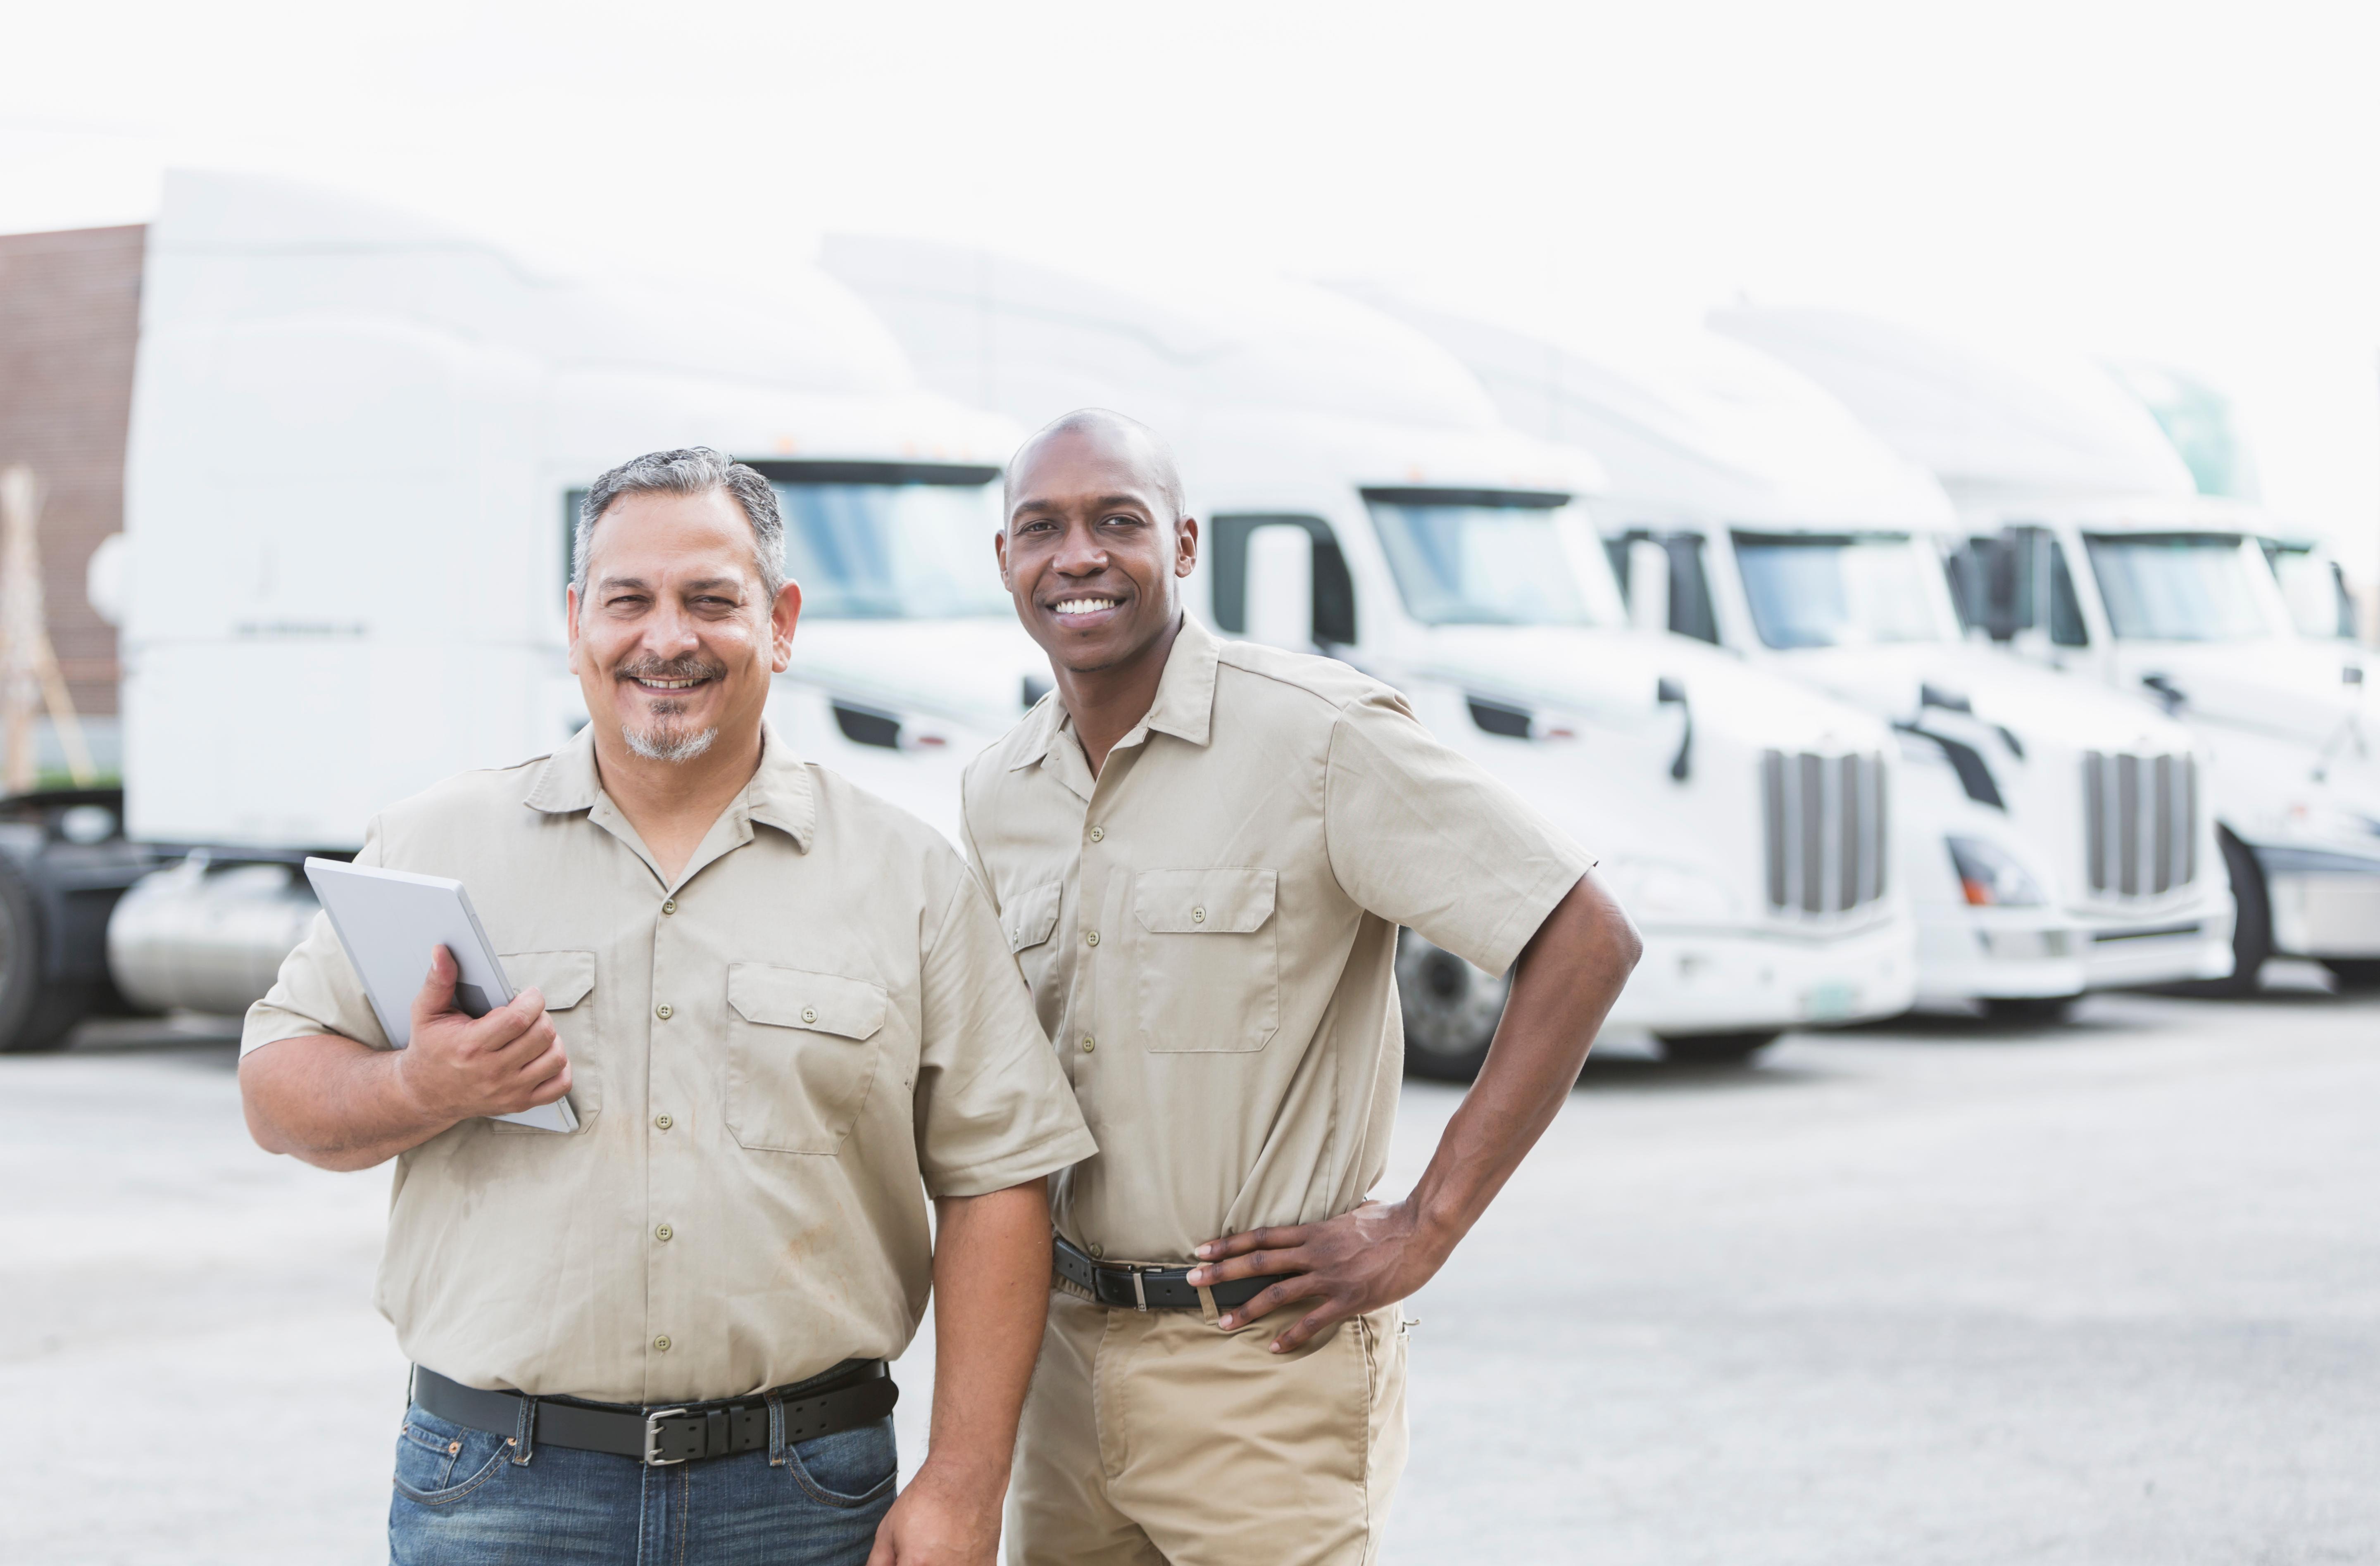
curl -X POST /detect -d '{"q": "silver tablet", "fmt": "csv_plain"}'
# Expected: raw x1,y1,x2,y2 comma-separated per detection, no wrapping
302,858,578,1133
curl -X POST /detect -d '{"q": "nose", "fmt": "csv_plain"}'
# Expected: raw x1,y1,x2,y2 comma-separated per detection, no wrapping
638,596,705,657
1052,518,1109,577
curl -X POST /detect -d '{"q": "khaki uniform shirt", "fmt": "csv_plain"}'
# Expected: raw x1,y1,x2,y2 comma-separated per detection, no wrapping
960,615,1594,1264
244,724,1096,1405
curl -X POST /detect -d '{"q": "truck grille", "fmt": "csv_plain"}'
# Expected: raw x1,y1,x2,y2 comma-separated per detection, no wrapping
1762,751,1889,917
2083,751,2196,897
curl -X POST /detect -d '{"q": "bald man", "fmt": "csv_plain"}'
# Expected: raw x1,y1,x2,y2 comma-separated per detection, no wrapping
959,411,1641,1565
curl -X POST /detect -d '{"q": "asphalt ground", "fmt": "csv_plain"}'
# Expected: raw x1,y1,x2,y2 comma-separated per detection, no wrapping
2,970,2373,1564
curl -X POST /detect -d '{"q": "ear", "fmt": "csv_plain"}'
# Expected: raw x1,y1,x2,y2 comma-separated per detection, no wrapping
769,579,803,673
566,583,582,650
994,526,1011,591
1174,515,1200,579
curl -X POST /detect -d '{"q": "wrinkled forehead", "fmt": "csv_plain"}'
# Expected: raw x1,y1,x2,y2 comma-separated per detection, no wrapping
586,489,770,588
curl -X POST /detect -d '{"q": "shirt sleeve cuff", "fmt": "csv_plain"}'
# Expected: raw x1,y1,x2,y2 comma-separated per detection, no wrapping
922,1124,1100,1201
1466,844,1598,979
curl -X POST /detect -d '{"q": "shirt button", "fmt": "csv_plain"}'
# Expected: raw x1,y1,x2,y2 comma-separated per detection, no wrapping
662,898,677,915
655,1224,674,1242
1080,1036,1095,1053
1085,930,1100,946
654,1114,674,1131
1191,906,1206,924
1087,1243,1104,1259
1088,826,1104,843
656,1004,672,1020
653,1335,671,1352
800,1005,818,1024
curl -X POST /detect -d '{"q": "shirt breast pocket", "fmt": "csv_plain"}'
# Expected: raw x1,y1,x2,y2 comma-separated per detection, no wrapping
724,964,890,1155
1131,868,1278,1054
490,950,598,1132
1003,879,1064,993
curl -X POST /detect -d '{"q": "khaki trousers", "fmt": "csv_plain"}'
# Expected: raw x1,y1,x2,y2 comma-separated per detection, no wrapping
1004,1288,1409,1566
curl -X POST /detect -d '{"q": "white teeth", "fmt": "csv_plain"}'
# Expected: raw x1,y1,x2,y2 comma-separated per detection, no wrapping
635,677,702,689
1053,598,1118,615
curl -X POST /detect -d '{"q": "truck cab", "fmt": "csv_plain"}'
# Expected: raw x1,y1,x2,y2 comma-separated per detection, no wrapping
1714,307,2378,991
60,169,1045,1040
1360,298,2232,1011
826,239,1918,1072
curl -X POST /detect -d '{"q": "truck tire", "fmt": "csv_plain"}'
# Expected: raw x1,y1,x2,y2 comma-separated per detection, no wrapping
1655,1031,1779,1065
1983,994,2080,1024
2170,829,2270,998
0,855,86,1052
2323,960,2380,991
1397,932,1508,1083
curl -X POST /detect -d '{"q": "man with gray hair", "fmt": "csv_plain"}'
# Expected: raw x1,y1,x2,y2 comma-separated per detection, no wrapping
239,447,1095,1565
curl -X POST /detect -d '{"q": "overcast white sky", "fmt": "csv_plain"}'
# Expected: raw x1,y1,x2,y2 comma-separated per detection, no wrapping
7,0,2377,569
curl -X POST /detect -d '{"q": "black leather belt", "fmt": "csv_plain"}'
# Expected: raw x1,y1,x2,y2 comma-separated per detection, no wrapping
411,1359,895,1467
1054,1235,1291,1312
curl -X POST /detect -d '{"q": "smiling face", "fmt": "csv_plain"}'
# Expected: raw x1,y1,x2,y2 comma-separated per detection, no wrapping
997,419,1197,675
568,486,798,767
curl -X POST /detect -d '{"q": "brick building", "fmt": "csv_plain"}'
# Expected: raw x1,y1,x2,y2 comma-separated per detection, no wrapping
0,223,144,725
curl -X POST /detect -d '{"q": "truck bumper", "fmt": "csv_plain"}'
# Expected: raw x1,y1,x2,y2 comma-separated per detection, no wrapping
2262,854,2380,959
1610,916,1917,1033
2076,884,2236,988
1914,906,2088,1006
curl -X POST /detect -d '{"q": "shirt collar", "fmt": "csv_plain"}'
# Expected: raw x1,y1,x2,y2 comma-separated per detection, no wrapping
1009,613,1220,771
522,720,816,851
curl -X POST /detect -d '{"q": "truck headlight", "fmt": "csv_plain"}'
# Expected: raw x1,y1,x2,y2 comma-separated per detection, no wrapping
1947,836,2044,907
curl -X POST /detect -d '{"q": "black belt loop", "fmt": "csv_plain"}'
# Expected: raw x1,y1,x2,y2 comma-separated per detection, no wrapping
511,1393,537,1466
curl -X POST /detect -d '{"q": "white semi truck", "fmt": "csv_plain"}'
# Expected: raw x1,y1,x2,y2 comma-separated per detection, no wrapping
0,170,1052,1049
823,238,1918,1073
1713,307,2380,992
1357,295,2232,1013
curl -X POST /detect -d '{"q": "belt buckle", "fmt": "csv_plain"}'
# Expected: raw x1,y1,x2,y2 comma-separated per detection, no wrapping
644,1408,689,1466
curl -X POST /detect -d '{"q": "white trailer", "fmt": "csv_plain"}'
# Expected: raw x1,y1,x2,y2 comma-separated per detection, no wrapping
1359,296,2232,1012
1713,308,2379,991
823,238,1917,1072
0,169,1053,1046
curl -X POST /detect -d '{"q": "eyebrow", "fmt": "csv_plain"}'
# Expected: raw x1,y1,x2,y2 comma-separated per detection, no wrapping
593,575,745,594
1011,493,1154,517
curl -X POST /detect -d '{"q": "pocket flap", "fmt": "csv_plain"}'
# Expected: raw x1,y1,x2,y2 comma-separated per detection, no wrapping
728,964,888,1041
1133,868,1277,934
1004,881,1063,953
499,950,595,1010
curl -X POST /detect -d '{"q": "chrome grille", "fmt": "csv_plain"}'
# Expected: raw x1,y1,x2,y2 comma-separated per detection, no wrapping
1761,751,1889,917
2084,751,2196,897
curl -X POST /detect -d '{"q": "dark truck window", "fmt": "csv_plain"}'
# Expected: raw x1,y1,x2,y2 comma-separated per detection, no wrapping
1210,514,1357,645
1609,529,1719,644
1955,528,2087,646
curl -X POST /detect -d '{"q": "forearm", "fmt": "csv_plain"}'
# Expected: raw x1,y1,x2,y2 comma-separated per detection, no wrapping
921,1181,1053,1495
1407,873,1640,1249
239,1035,458,1171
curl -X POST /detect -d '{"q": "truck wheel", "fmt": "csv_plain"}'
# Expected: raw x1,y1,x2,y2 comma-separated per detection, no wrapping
1983,995,2080,1024
1655,1031,1779,1065
1397,932,1508,1083
2323,961,2380,991
0,857,85,1052
2171,829,2270,998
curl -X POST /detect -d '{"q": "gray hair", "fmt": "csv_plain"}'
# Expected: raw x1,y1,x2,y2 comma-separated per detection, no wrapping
575,447,786,600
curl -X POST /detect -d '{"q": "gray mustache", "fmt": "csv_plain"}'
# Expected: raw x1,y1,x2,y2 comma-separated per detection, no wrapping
615,656,726,684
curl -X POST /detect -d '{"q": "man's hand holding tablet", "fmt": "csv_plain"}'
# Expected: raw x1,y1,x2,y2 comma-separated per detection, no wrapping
395,946,571,1125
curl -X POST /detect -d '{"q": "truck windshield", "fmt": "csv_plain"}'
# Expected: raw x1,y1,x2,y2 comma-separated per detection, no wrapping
1365,494,1597,626
772,480,1010,618
2084,532,2273,641
1731,532,1944,649
2260,539,2358,640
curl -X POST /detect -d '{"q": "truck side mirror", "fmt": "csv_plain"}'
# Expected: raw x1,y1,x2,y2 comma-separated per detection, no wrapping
1244,524,1315,651
1628,538,1671,635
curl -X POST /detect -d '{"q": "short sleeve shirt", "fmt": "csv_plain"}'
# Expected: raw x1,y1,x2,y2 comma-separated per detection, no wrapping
243,723,1095,1404
960,615,1594,1264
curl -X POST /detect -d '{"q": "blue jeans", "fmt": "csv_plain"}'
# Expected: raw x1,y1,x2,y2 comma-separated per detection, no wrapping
389,1397,897,1565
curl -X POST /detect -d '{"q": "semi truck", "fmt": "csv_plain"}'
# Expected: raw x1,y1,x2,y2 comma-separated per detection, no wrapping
1356,294,2232,1013
1712,308,2379,992
0,169,1050,1049
823,238,1918,1073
